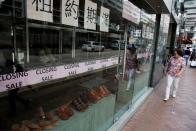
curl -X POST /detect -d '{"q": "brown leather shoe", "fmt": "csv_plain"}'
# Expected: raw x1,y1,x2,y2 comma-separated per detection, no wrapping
88,89,102,101
101,85,111,95
22,120,41,130
56,105,74,120
45,112,59,126
11,124,30,131
39,120,53,130
96,86,108,97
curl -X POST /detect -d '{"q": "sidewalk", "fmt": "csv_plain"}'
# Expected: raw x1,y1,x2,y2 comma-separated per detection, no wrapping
122,67,196,131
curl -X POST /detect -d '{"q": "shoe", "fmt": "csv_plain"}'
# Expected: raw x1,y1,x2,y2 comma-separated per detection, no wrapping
45,112,59,126
96,87,107,97
11,124,20,131
172,94,176,98
39,120,53,130
11,124,30,131
56,105,73,120
102,85,111,95
126,88,130,91
163,98,169,102
22,120,41,130
72,98,87,112
88,89,102,101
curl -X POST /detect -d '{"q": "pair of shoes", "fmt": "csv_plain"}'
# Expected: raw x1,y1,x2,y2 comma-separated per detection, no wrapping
72,98,88,112
56,105,74,120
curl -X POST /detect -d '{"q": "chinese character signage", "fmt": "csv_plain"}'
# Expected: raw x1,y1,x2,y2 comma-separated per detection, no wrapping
61,0,79,27
122,1,140,24
27,0,53,22
100,6,110,32
84,0,97,30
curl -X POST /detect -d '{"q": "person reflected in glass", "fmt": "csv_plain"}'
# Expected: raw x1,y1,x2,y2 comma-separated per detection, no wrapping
2,51,30,116
164,49,185,101
125,44,138,91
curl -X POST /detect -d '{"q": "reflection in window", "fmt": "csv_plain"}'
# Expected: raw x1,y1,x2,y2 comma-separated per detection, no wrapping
62,30,73,63
29,28,59,67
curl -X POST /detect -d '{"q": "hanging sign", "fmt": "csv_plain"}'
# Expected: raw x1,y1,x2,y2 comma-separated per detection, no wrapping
84,0,97,30
100,6,110,32
122,1,140,24
61,0,79,27
27,0,53,22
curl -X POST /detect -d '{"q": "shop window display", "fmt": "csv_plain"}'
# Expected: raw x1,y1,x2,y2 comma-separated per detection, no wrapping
0,0,160,130
0,66,118,131
0,0,121,130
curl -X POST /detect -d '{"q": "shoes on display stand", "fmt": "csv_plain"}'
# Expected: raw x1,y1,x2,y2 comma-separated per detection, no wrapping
46,112,59,126
56,105,74,120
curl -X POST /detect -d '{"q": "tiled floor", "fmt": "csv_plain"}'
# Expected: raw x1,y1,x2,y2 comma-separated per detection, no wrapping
122,67,196,131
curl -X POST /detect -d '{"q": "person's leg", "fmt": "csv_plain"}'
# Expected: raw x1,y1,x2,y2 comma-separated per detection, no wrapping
8,90,17,115
126,69,134,90
172,77,180,98
164,75,174,100
185,56,189,66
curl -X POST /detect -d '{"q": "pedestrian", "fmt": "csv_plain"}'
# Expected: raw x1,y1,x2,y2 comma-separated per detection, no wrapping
190,49,196,61
164,49,185,101
183,47,191,66
125,44,138,91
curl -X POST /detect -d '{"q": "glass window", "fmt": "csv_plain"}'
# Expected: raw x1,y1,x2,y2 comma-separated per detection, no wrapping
29,28,60,67
62,29,73,63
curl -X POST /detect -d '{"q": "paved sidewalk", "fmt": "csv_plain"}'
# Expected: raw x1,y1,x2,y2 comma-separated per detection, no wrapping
122,67,196,131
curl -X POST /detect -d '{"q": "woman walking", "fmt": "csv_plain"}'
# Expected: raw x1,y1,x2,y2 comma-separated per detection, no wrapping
125,44,138,91
164,49,185,101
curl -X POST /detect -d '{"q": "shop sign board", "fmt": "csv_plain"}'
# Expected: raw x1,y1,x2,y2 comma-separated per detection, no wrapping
122,1,140,24
0,57,119,92
134,30,141,37
27,0,53,22
61,0,79,27
84,0,97,30
100,6,110,32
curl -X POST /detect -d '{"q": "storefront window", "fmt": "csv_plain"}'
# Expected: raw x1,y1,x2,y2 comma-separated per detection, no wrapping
0,0,163,130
